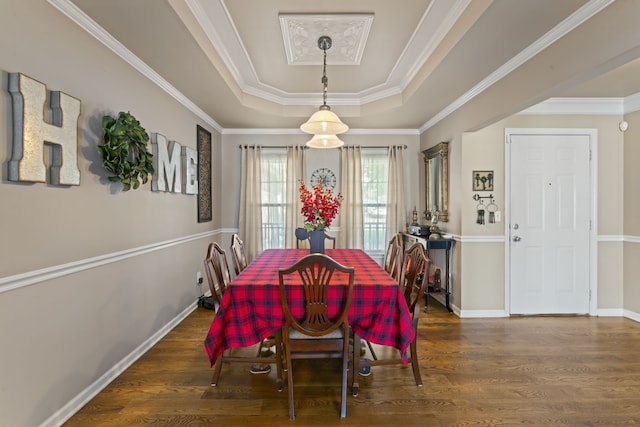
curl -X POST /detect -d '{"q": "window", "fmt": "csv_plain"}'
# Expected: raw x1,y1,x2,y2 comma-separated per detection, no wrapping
261,149,287,249
361,149,389,252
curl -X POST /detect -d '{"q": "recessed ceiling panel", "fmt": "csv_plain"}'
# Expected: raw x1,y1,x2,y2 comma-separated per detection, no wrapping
279,13,374,66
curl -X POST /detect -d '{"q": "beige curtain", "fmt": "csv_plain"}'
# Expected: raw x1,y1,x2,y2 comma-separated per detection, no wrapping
285,145,305,248
387,146,407,242
386,145,407,244
339,146,364,249
238,145,263,262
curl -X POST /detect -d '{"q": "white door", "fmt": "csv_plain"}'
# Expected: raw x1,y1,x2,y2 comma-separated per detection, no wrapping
508,130,592,314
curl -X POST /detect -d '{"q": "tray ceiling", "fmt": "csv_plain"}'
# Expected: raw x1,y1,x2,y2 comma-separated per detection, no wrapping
60,0,640,131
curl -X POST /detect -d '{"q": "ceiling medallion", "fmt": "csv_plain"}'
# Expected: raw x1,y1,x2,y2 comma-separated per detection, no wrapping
279,13,374,65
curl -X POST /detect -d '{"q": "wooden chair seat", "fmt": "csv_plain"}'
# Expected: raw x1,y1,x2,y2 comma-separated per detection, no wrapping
288,327,344,340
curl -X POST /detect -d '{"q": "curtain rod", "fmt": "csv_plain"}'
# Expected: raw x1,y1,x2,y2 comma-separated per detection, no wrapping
343,145,408,149
238,145,407,149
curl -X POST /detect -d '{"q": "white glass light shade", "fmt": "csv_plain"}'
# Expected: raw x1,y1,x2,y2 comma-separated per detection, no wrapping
300,109,349,135
305,134,345,149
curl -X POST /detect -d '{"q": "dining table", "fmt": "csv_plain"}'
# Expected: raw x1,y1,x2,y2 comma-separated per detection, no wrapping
203,248,415,390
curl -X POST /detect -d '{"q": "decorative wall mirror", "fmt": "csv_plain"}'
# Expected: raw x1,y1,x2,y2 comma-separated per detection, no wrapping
423,141,449,222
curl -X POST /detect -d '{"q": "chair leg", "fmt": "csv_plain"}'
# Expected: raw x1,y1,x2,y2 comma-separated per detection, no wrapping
340,328,349,419
274,330,284,392
409,339,423,386
284,341,295,420
255,337,265,357
351,333,360,397
365,340,378,360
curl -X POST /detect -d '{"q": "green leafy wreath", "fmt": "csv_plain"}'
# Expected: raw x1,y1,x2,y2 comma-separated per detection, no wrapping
98,111,155,191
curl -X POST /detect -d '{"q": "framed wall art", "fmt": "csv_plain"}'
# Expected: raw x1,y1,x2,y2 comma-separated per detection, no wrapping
472,170,494,191
197,125,212,223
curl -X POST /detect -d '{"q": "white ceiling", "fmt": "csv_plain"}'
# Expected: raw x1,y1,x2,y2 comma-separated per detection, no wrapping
58,0,640,133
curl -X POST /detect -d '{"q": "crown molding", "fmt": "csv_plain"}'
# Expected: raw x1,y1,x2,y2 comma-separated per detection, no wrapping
624,92,640,114
518,97,624,115
419,0,615,133
517,93,640,116
49,0,224,133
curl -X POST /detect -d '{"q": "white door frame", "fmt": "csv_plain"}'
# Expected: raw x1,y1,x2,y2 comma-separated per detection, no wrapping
504,128,598,315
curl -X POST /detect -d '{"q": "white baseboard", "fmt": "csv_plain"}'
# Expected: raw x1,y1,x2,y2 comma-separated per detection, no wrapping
597,308,624,317
459,309,508,318
623,309,640,322
40,302,198,427
457,307,640,321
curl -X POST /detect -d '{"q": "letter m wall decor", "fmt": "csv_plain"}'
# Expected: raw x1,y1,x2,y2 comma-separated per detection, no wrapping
8,73,81,185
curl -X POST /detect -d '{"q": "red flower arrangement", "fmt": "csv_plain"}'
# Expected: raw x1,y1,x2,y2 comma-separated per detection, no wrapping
299,179,343,231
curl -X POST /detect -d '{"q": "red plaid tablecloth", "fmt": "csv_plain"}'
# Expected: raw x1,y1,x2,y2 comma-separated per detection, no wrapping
204,249,415,366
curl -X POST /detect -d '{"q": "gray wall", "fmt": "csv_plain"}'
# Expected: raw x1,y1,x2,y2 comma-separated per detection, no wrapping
0,1,220,425
0,3,419,426
3,1,639,426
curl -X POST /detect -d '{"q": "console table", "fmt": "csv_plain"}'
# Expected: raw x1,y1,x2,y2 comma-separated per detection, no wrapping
401,233,454,312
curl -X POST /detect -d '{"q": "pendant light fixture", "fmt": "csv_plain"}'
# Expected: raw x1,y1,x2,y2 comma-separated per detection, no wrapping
301,36,348,148
305,133,345,148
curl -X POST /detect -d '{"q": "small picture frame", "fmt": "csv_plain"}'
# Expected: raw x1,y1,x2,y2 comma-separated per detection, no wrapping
472,170,494,191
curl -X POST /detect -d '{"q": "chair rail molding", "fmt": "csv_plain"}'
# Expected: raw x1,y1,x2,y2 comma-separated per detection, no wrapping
0,230,219,294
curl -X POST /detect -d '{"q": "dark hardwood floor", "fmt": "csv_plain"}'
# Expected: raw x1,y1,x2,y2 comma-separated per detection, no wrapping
64,297,640,426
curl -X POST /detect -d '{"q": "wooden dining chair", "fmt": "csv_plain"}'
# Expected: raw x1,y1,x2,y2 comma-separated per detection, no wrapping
278,254,355,420
231,234,278,371
357,233,404,362
355,236,403,364
295,227,308,249
230,233,248,276
353,242,430,394
206,242,283,389
203,242,230,308
324,232,337,249
384,233,404,283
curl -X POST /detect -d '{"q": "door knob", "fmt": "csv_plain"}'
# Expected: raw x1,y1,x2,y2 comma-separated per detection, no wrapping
512,236,521,242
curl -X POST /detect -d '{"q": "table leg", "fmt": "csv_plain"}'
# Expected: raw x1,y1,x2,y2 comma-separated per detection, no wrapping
444,247,453,312
423,276,429,313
